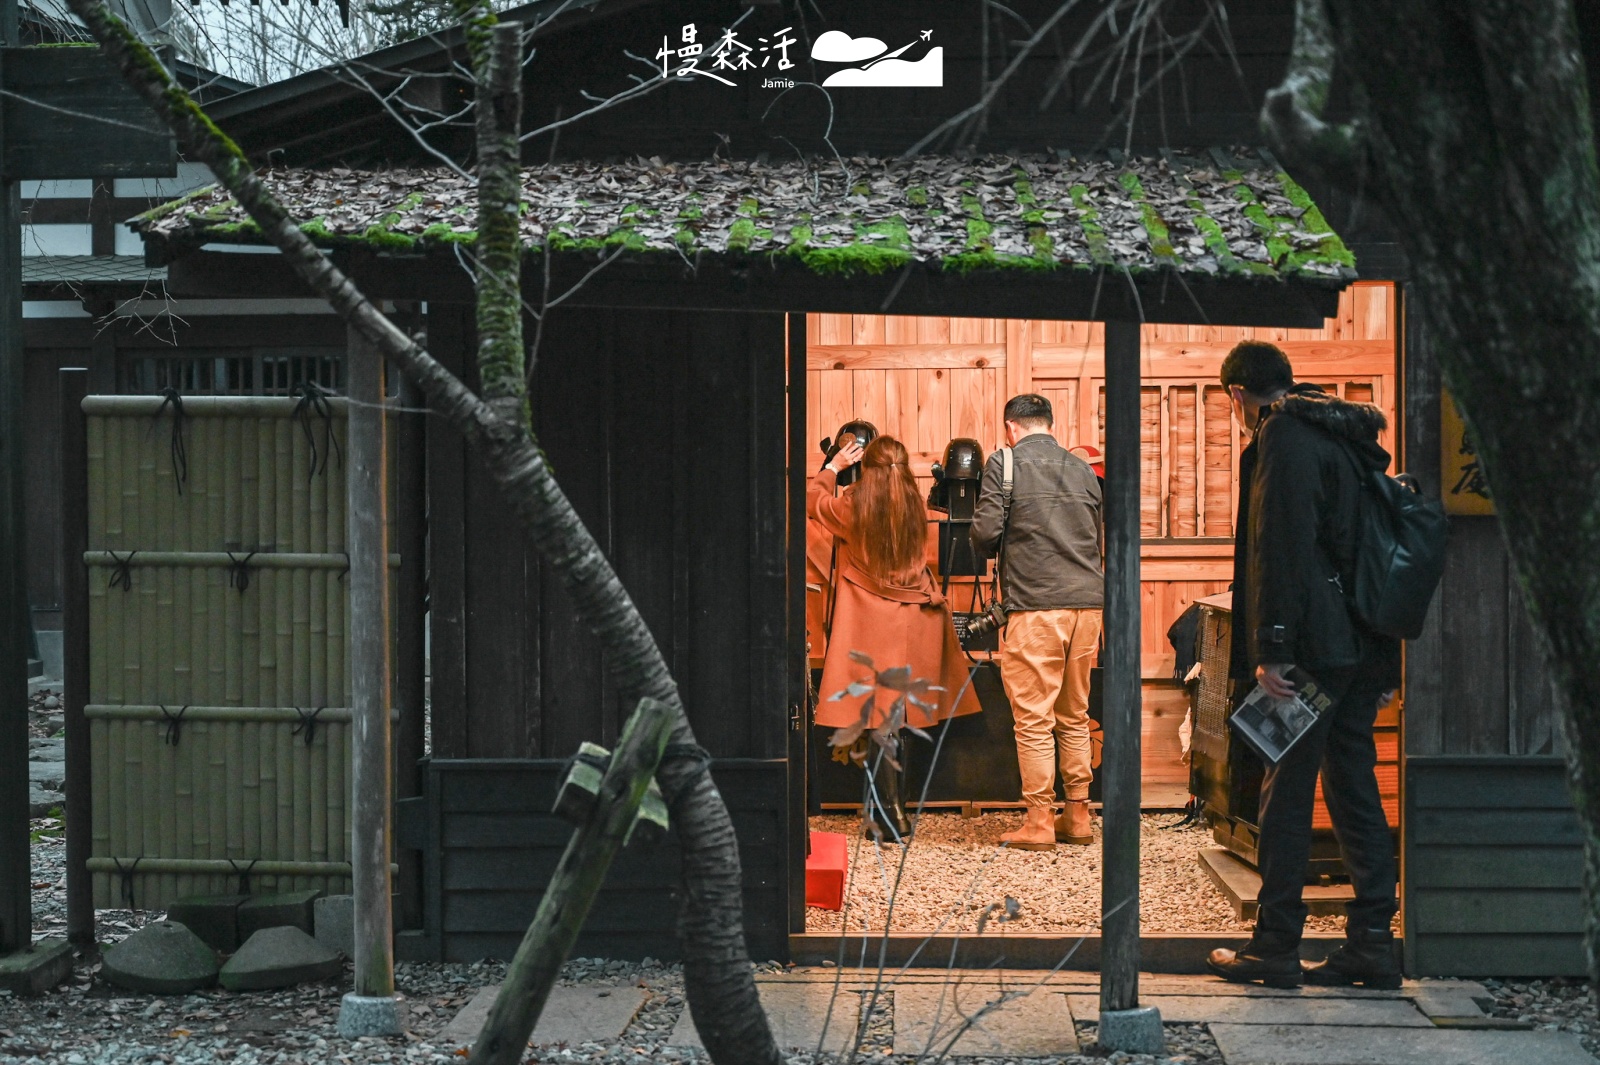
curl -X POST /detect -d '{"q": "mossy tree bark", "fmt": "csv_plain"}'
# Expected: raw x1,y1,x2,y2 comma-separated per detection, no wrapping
1266,0,1600,980
63,3,781,1060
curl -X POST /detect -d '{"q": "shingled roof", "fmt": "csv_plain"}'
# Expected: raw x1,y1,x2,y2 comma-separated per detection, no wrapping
135,149,1355,284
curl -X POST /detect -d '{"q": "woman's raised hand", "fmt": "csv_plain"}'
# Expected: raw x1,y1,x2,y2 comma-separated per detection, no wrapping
829,440,866,471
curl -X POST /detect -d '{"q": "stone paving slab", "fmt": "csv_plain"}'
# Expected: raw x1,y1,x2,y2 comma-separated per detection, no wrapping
669,983,863,1052
894,984,1078,1058
1210,1024,1600,1065
769,970,1461,1001
1069,994,1432,1026
436,985,648,1047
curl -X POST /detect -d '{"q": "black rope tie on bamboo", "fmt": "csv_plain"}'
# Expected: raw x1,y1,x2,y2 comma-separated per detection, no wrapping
108,550,136,592
229,858,260,897
111,856,141,910
293,706,326,747
291,382,342,483
658,742,714,812
337,551,350,583
159,705,189,746
227,551,257,593
152,387,189,493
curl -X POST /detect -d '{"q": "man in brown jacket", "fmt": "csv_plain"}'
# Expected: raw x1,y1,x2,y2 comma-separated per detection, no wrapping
971,394,1104,850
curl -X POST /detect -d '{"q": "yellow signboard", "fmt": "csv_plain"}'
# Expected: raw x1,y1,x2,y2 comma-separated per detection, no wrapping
1441,389,1493,516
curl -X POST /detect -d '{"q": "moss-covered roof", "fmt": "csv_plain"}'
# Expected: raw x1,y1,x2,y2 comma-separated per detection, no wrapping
133,149,1355,282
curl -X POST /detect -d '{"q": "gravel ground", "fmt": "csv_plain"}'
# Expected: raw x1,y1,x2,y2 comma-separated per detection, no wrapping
806,812,1354,935
11,821,1221,1064
1483,978,1600,1058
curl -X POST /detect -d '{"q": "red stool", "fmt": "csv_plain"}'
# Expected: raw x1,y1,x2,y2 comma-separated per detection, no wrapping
804,830,848,911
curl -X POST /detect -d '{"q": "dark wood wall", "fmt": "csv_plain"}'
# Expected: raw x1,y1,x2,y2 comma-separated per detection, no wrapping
400,759,788,962
1401,291,1580,976
425,304,792,761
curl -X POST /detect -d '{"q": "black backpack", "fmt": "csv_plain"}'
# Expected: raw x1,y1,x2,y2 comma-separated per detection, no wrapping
1337,446,1449,640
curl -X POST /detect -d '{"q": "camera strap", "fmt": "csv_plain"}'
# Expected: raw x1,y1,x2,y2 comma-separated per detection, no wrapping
991,446,1014,607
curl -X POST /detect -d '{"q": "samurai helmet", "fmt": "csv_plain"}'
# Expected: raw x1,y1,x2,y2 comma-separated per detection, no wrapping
819,420,878,486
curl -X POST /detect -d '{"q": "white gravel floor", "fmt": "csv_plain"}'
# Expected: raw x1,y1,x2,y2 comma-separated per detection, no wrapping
806,811,1353,935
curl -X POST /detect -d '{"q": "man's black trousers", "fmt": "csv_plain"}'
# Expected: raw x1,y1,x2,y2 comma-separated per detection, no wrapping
1253,658,1399,941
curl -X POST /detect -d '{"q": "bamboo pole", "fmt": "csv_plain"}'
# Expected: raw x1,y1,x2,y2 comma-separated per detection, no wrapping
173,703,194,875
82,551,386,569
123,720,143,904
276,695,293,888
158,716,177,907
83,395,349,417
294,566,310,707
233,414,250,553
119,412,136,552
258,708,277,887
328,720,346,867
85,705,363,722
187,720,208,877
87,857,368,876
310,715,328,867
90,717,109,908
242,719,260,883
61,369,94,946
208,715,226,877
86,413,104,551
226,714,245,864
344,324,395,1006
258,415,275,554
468,700,673,1065
292,410,310,553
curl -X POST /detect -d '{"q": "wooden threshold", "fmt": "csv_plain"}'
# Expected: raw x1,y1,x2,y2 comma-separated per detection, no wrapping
788,932,1382,973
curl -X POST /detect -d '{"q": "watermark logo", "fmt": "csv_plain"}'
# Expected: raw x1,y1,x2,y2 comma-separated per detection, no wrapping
653,23,940,89
812,29,943,87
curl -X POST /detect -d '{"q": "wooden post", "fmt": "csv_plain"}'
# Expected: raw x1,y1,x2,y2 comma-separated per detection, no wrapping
0,0,29,958
1099,320,1147,1025
60,368,93,950
337,325,398,1036
469,699,673,1065
393,371,427,931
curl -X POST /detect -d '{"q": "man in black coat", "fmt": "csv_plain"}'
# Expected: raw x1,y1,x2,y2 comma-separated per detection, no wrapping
1206,341,1402,989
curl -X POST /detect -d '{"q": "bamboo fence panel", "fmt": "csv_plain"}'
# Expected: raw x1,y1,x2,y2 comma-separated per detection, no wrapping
83,397,377,909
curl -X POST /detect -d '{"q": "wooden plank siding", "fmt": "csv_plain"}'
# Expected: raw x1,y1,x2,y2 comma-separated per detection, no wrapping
1405,759,1584,976
1401,288,1575,977
803,282,1398,679
407,759,788,962
425,306,791,763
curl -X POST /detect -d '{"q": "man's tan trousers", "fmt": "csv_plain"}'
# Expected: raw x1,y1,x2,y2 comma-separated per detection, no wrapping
1000,608,1102,805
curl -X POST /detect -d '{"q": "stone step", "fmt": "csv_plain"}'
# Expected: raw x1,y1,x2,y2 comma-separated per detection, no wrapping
436,985,648,1048
1210,1024,1600,1065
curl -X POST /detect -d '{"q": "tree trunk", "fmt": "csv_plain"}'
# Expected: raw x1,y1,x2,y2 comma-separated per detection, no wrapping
64,5,781,1060
1275,0,1600,981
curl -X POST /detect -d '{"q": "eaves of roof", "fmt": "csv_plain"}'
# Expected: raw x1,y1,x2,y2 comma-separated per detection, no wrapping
134,149,1356,287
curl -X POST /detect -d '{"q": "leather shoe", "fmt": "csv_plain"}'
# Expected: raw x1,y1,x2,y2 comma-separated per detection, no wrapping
1054,800,1093,845
1303,928,1400,989
1207,932,1302,988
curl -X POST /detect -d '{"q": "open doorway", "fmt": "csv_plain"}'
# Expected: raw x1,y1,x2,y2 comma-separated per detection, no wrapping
797,285,1400,937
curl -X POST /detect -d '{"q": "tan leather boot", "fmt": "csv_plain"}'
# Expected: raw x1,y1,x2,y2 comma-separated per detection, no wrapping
1000,807,1055,851
1054,799,1093,844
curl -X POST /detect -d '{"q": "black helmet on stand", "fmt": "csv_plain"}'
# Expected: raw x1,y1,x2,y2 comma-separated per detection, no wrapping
927,437,985,518
819,419,878,487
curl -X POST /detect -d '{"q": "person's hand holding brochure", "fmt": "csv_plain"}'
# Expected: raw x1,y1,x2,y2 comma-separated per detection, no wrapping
1230,665,1337,765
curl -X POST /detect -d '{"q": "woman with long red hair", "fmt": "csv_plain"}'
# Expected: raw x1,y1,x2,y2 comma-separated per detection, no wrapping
809,434,982,840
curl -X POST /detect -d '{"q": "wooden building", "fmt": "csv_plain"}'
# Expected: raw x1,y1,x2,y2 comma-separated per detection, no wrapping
46,0,1582,977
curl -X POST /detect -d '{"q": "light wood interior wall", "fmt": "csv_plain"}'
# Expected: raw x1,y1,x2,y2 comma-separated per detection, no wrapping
806,281,1398,678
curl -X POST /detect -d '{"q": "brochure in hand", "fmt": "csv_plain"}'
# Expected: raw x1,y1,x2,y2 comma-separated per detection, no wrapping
1229,666,1337,765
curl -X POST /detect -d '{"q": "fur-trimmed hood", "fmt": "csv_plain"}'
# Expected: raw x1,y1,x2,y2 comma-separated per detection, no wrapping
1268,382,1391,469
